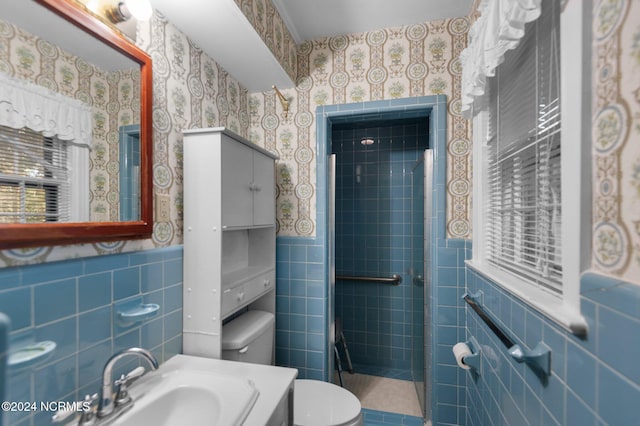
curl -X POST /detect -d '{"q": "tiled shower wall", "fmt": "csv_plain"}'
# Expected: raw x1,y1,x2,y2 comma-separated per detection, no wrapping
333,119,428,373
0,246,183,426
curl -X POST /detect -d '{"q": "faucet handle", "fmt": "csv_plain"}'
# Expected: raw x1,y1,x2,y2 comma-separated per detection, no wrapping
51,393,98,425
78,393,99,425
114,366,146,406
51,406,76,424
117,366,146,384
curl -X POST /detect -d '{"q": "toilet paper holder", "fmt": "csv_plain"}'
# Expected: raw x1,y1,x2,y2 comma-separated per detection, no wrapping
460,336,481,371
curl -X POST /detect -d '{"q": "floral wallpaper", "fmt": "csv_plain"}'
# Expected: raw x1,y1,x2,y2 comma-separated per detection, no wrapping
592,0,640,283
248,19,473,239
233,0,297,82
0,17,138,225
135,12,250,246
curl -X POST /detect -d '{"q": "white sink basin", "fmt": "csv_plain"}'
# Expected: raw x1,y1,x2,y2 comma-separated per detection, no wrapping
110,368,259,426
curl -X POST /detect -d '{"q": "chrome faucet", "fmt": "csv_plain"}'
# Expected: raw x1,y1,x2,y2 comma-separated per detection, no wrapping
97,347,158,418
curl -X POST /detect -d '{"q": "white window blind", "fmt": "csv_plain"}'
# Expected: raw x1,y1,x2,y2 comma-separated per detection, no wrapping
485,0,562,293
0,126,71,223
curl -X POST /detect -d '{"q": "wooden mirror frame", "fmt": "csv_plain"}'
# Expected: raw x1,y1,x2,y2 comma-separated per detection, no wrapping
0,0,153,249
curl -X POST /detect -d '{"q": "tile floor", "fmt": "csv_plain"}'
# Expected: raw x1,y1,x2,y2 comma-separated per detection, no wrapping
335,371,425,425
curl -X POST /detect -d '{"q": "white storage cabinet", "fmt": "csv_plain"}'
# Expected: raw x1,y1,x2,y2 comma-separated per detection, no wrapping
182,127,277,358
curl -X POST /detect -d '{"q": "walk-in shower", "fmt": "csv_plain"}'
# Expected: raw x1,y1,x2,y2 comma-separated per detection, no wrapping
327,113,432,419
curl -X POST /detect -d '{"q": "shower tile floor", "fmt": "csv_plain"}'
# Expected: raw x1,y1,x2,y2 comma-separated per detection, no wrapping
334,368,424,425
338,372,422,417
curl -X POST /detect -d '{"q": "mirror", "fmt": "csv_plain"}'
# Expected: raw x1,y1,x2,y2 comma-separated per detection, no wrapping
0,0,152,248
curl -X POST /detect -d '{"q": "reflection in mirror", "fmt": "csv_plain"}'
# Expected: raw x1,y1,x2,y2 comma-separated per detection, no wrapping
0,0,152,248
1,1,140,223
119,124,141,221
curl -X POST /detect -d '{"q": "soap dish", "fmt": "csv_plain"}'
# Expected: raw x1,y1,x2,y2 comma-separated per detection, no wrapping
117,303,160,324
8,340,56,369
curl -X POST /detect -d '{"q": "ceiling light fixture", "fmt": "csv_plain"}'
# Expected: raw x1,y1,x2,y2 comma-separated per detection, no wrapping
106,0,153,23
360,138,375,146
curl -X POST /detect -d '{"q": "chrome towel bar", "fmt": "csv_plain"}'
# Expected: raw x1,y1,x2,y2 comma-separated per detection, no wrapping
336,274,402,285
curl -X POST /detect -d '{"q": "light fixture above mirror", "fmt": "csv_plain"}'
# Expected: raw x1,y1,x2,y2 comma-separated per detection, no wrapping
105,0,153,23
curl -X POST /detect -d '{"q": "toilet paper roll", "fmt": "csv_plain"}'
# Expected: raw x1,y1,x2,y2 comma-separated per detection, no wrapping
452,342,472,370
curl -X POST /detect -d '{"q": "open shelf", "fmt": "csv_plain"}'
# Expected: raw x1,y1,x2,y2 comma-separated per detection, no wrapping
221,227,275,286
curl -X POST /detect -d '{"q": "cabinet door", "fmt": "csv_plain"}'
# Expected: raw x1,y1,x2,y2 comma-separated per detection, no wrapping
252,151,276,226
221,138,253,227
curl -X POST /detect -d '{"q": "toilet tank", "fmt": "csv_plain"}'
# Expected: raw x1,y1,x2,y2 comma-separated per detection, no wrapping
221,310,274,365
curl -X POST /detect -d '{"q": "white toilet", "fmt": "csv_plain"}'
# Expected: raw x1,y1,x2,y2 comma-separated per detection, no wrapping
293,379,363,426
221,310,363,426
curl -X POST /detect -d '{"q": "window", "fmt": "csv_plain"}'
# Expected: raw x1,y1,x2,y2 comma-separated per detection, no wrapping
485,0,562,293
0,72,92,224
0,125,90,223
0,126,71,223
465,0,590,333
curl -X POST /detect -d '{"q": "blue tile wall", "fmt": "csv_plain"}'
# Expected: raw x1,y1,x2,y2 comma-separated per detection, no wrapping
432,239,470,426
275,236,326,380
0,246,183,426
333,118,428,373
362,408,423,426
464,269,640,426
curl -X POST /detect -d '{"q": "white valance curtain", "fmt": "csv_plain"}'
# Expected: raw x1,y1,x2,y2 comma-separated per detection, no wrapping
460,0,542,118
0,72,92,147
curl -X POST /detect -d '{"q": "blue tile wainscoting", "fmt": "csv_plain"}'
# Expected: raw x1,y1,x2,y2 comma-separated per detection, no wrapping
362,408,423,426
275,236,327,381
464,269,640,426
0,246,183,426
434,238,471,426
276,235,469,423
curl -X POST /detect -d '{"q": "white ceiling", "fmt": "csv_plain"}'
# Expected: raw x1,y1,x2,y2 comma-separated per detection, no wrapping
151,0,475,92
272,0,474,44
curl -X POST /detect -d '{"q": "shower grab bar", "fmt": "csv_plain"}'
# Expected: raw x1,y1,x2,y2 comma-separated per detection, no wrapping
336,274,402,285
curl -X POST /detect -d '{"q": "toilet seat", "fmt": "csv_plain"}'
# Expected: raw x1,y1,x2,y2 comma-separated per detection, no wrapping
294,379,363,426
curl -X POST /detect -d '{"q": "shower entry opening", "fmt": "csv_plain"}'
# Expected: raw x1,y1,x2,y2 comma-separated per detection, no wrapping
327,111,433,421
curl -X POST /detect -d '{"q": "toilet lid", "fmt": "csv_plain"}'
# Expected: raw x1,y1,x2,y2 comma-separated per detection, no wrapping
294,379,362,426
